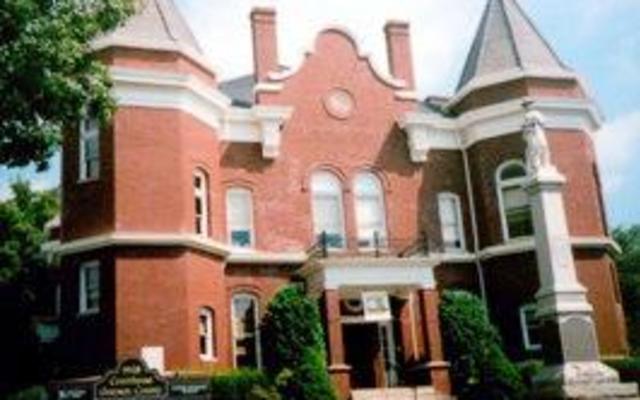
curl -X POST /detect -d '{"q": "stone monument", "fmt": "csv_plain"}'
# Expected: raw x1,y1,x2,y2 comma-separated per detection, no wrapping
523,109,639,399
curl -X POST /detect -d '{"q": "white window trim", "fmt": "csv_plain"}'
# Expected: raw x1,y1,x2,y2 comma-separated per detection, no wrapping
78,117,100,182
231,293,262,369
519,304,542,351
310,172,347,250
226,187,256,248
437,192,466,253
354,173,388,250
496,160,531,242
78,261,100,316
199,307,215,361
194,170,209,237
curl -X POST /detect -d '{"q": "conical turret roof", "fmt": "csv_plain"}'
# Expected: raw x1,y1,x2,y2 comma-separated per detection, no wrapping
456,0,572,92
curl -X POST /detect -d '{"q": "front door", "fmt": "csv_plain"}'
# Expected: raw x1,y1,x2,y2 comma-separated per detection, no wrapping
343,321,398,389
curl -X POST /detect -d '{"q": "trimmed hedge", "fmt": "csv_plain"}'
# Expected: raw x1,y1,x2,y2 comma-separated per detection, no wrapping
440,290,526,399
6,386,47,400
261,286,336,400
606,357,640,384
210,369,278,400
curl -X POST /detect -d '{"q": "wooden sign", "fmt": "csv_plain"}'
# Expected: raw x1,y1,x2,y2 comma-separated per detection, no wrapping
95,359,168,399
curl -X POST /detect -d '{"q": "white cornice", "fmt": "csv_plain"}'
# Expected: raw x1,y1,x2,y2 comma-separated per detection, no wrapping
400,96,602,162
110,66,292,159
447,68,579,109
478,236,620,260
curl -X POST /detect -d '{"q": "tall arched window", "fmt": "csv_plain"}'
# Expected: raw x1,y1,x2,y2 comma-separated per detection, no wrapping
193,170,209,236
226,187,254,248
354,172,387,248
232,293,261,368
496,161,533,241
438,192,466,252
79,117,100,181
198,307,215,360
311,171,346,249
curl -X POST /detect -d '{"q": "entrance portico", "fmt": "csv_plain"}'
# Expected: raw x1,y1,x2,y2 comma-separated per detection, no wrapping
299,258,451,399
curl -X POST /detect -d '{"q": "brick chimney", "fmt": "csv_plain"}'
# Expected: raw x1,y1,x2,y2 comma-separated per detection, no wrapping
250,7,279,82
384,20,415,89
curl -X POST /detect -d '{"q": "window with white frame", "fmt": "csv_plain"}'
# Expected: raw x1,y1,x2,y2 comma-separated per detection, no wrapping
519,304,542,351
198,307,215,360
79,261,100,315
311,171,346,249
194,170,209,236
232,294,261,368
79,117,100,181
496,161,534,241
354,172,387,249
438,192,466,252
226,187,254,248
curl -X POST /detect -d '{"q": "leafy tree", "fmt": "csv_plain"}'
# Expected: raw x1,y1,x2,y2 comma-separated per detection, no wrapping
0,0,134,169
440,290,525,400
261,286,336,400
0,181,59,396
613,225,640,355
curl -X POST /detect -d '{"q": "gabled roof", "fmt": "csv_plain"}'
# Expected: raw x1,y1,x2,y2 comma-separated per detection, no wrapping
456,0,571,92
92,0,214,73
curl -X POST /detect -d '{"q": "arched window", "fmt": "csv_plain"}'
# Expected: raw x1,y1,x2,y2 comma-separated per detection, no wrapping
311,171,346,249
496,161,533,241
354,172,387,248
198,307,215,360
438,192,465,252
226,187,254,248
232,293,261,368
193,170,209,236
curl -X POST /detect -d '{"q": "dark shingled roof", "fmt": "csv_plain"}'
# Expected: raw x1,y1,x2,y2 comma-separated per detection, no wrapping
219,75,255,108
456,0,570,91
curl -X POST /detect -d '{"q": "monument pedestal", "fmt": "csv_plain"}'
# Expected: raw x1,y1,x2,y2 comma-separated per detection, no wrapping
520,115,639,400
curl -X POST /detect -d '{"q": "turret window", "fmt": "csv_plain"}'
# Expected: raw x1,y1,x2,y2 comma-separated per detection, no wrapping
496,161,534,241
438,192,466,252
79,117,100,181
194,170,209,236
79,261,100,315
198,307,215,360
232,293,261,368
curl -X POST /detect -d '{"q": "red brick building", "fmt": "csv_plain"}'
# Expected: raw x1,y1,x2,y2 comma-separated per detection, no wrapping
52,0,629,398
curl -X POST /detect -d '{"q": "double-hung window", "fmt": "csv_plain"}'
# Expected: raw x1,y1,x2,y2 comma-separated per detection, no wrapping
226,188,254,248
519,304,542,351
311,172,346,249
232,294,261,368
199,307,215,360
79,261,100,315
354,172,387,249
194,170,209,236
497,161,534,241
79,117,100,181
438,193,466,252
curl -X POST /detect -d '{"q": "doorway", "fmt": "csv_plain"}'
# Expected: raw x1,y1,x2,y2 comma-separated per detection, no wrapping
343,321,398,389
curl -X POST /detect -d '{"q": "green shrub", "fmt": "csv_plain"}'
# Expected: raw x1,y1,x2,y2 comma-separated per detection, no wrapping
606,357,640,384
210,369,277,400
517,359,544,396
261,286,336,400
440,290,526,399
7,386,47,400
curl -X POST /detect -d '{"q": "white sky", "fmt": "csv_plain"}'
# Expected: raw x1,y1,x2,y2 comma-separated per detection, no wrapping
179,0,486,96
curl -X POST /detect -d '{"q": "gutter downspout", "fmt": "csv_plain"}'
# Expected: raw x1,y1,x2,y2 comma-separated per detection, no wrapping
461,139,488,304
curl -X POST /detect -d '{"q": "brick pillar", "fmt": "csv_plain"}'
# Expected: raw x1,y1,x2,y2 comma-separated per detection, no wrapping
419,288,451,395
324,290,351,400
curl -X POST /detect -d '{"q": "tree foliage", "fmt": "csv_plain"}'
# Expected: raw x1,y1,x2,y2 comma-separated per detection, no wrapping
0,180,59,283
261,286,336,400
0,181,59,396
0,0,134,169
613,225,640,355
440,290,525,400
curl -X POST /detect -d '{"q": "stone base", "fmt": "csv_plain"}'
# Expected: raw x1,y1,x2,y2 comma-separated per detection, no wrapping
533,362,639,399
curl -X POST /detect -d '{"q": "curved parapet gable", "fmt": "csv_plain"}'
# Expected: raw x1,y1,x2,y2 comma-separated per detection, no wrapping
256,26,418,101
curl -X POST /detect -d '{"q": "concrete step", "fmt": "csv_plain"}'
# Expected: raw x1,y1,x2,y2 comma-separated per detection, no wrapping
351,386,452,400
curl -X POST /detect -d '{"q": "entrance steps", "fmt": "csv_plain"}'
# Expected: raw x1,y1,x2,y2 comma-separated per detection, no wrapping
351,386,452,400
